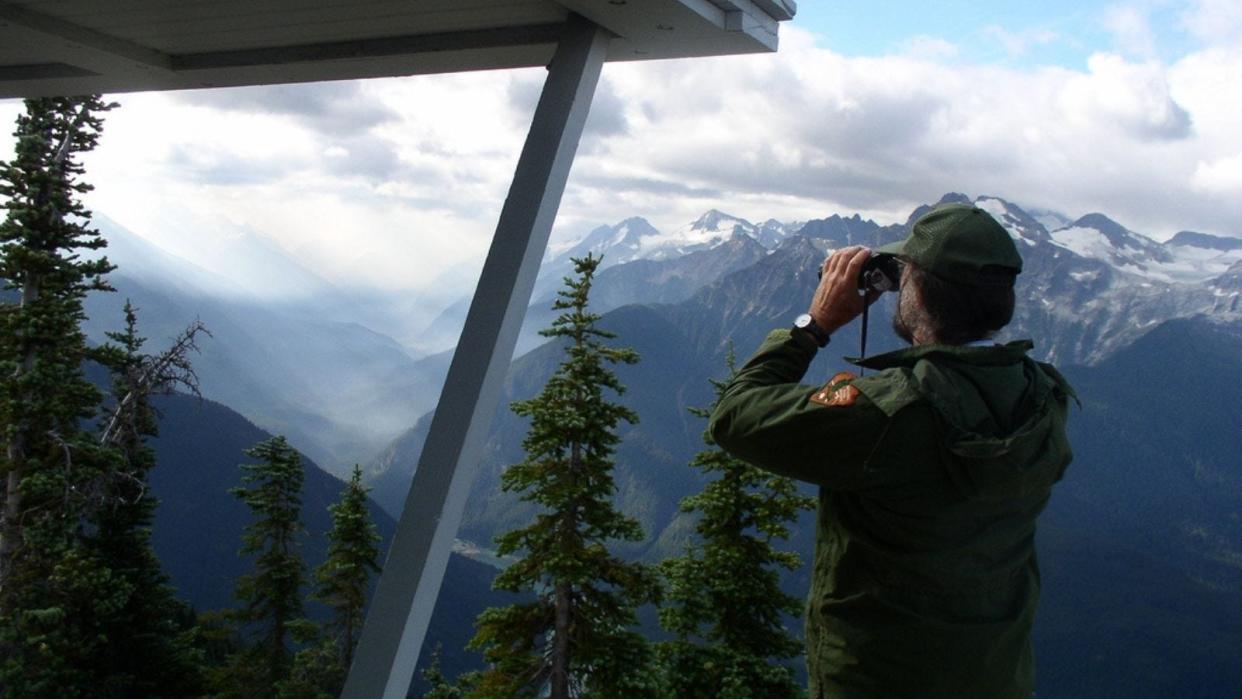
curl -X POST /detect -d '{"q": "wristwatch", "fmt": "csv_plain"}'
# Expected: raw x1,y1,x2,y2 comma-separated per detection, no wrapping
793,313,830,347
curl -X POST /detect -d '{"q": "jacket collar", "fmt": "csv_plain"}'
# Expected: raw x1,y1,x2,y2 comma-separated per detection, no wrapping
847,339,1035,370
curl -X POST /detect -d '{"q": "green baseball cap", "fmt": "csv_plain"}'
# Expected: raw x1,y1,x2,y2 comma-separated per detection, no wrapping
876,203,1023,285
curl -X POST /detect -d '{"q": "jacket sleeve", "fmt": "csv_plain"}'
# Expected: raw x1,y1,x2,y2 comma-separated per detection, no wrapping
708,328,894,490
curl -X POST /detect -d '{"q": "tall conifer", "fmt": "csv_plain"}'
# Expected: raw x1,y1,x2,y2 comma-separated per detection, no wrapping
315,464,380,669
85,300,205,695
657,351,814,699
284,463,381,697
229,435,309,691
0,95,129,696
468,255,659,699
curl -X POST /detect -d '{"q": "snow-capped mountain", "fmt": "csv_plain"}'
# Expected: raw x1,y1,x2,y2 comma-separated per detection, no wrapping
1027,207,1074,234
549,216,658,270
756,218,801,248
1050,213,1169,274
975,195,1054,246
641,209,762,260
533,216,660,303
1047,214,1242,285
549,210,800,271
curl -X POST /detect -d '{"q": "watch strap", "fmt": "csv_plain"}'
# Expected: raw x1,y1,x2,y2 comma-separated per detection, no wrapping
794,314,830,347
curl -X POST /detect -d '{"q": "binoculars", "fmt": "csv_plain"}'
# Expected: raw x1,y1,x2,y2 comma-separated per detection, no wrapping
818,252,902,293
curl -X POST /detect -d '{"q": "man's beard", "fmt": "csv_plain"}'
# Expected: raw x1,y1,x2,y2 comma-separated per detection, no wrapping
892,289,915,344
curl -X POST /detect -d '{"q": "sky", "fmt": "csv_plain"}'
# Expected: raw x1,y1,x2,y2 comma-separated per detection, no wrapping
2,0,1241,297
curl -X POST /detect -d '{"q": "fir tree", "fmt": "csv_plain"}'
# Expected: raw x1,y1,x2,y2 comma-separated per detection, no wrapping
83,300,207,695
657,350,815,699
282,463,382,697
228,435,310,692
468,255,659,699
315,464,381,671
0,95,130,696
421,644,465,699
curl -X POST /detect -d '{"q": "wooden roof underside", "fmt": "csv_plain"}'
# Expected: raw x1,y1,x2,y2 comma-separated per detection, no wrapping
0,0,796,97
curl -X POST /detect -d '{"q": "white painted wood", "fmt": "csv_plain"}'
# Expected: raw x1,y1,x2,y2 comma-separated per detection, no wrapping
0,0,793,98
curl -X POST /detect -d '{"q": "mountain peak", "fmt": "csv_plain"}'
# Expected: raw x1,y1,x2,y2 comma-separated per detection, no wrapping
554,217,658,266
904,193,973,227
938,192,974,206
1050,213,1187,277
692,209,750,230
974,196,1051,245
1168,231,1242,251
1071,213,1137,248
796,212,884,247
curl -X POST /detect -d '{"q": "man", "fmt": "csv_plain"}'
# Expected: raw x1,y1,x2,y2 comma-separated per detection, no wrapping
709,204,1076,699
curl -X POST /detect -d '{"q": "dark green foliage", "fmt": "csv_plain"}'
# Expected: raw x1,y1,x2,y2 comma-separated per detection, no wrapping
276,635,339,699
79,300,206,695
0,94,116,596
0,95,206,697
280,463,382,697
422,644,467,699
657,350,814,698
468,255,659,699
315,464,381,669
0,95,162,697
227,435,310,691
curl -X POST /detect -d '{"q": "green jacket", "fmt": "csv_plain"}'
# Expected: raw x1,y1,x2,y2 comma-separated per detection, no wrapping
709,329,1075,699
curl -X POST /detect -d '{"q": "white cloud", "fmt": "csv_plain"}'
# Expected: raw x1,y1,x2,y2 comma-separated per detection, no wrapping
1056,53,1191,140
1103,4,1159,58
1192,152,1242,193
4,22,1241,299
1180,0,1242,45
62,72,539,295
556,26,1232,241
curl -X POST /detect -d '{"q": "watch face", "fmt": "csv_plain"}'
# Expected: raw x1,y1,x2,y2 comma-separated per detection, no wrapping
794,313,827,346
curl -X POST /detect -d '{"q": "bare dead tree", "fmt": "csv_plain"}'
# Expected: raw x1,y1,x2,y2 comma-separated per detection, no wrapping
99,319,210,449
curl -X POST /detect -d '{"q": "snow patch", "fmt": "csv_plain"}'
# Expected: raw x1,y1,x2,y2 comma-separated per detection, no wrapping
975,198,1024,241
1052,226,1113,259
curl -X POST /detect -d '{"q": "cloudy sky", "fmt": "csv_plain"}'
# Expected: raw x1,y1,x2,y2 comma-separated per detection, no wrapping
2,0,1241,296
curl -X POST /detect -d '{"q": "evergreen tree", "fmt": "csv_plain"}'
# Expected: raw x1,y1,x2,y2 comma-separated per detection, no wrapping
315,464,381,672
282,463,382,697
657,350,815,699
82,300,206,695
468,255,659,699
421,644,465,699
0,95,130,696
227,435,310,692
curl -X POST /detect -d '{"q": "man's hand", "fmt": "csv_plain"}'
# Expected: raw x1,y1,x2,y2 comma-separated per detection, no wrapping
809,246,882,336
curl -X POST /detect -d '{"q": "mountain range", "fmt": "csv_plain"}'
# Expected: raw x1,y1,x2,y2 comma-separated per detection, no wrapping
362,193,1242,697
89,192,1242,696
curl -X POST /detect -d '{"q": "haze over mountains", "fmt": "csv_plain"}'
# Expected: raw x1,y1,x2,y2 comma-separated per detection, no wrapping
91,193,1242,478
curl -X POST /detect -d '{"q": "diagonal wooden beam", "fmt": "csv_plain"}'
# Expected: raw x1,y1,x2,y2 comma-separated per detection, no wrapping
340,14,609,699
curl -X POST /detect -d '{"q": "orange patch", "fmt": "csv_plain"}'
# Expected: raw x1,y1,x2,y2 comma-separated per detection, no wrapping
810,371,860,408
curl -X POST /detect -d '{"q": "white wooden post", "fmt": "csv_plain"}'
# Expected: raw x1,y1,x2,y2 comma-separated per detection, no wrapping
341,14,609,699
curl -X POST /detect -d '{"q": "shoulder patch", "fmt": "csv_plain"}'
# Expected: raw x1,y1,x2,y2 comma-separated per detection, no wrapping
810,371,860,408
